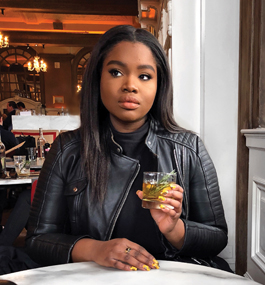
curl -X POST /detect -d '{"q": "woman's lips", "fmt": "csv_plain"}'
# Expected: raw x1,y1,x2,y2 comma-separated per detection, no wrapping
118,96,140,110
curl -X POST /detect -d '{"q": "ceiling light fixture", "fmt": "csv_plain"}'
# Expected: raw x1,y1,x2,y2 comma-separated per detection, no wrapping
28,56,47,73
0,32,9,48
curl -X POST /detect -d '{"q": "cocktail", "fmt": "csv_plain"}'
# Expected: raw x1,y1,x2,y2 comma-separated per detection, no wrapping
13,155,30,177
142,170,176,209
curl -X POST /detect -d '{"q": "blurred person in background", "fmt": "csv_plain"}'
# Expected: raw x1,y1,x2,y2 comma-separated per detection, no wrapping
0,111,18,151
17,102,26,112
3,101,17,131
0,110,19,238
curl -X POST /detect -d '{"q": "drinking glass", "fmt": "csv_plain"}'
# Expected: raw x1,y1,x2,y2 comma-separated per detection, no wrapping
142,171,176,209
27,147,37,161
13,155,30,177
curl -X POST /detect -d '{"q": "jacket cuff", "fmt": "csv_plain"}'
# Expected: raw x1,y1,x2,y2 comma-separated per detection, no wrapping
161,219,187,259
67,235,92,263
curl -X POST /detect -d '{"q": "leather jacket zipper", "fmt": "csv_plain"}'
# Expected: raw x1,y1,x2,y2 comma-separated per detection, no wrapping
174,148,189,219
108,130,140,240
74,194,80,224
107,163,140,240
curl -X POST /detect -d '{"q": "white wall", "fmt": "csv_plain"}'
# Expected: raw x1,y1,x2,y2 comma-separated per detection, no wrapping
171,0,239,271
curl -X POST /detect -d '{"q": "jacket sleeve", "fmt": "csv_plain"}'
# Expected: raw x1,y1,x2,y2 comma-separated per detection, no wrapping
166,136,228,259
26,134,87,266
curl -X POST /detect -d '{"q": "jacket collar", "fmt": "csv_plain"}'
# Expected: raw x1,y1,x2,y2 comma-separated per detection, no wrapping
145,116,157,154
108,115,159,156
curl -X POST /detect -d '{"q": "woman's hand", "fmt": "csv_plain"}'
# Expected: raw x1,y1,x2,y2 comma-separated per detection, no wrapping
136,184,185,249
72,238,159,271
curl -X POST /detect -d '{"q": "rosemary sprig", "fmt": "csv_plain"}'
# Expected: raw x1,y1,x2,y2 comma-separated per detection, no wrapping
21,160,30,170
148,170,176,195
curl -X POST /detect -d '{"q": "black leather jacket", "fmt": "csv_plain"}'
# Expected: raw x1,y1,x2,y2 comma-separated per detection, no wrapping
26,119,228,266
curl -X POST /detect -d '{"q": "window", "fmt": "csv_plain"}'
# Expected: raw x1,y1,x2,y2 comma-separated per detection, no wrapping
0,47,43,102
77,52,90,91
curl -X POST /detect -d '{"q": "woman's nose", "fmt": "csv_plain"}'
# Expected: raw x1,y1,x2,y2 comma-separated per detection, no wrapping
122,76,138,93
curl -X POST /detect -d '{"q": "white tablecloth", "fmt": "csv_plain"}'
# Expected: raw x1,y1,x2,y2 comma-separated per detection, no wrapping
0,260,261,285
12,115,80,132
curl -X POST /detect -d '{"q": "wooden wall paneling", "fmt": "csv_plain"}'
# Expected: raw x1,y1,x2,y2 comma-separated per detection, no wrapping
41,54,75,112
236,0,261,275
0,0,138,16
252,0,261,128
260,1,265,127
3,32,102,47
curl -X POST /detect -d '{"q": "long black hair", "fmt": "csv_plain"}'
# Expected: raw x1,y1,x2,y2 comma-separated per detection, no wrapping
80,25,183,204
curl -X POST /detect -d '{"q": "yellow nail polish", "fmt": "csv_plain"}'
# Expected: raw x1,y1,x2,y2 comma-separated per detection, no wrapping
152,263,160,269
169,183,175,189
159,204,166,209
161,189,168,195
158,196,166,201
130,266,137,271
143,265,150,271
153,258,159,264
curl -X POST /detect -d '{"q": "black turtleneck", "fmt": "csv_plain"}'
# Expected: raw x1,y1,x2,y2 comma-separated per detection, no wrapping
110,120,165,258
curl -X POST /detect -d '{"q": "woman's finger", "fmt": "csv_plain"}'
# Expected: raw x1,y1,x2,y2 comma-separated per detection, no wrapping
120,245,158,271
136,190,143,199
101,239,159,271
163,184,183,194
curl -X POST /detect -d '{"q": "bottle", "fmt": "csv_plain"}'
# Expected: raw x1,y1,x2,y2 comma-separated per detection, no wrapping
37,128,46,160
41,104,46,116
60,106,65,116
0,132,6,175
44,142,50,157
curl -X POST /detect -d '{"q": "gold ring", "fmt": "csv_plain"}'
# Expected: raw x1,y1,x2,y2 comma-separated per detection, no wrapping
125,247,131,253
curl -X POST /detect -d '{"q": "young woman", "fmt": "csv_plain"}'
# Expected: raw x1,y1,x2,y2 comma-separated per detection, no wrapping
26,25,231,272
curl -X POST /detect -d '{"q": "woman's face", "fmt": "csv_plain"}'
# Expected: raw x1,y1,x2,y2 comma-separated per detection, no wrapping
100,41,157,133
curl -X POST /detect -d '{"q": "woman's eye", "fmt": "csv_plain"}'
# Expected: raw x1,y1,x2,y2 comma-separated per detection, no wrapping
139,74,151,81
109,69,122,77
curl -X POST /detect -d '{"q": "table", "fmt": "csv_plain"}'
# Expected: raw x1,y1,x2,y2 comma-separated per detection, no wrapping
0,176,38,186
0,261,261,285
6,160,43,170
0,160,41,187
0,160,42,186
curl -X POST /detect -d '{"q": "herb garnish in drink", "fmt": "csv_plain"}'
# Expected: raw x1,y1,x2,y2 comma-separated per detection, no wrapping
142,170,176,203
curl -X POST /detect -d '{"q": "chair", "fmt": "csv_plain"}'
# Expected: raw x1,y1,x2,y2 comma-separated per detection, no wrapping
12,129,59,145
6,179,39,248
31,179,38,204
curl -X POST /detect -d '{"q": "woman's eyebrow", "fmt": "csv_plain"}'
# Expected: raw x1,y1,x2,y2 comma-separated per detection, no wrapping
137,65,155,73
106,60,155,73
106,60,126,67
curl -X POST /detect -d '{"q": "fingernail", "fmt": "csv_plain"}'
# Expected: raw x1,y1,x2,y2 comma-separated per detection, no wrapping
152,259,160,269
158,196,166,202
143,265,150,271
136,190,140,195
169,183,175,189
161,189,168,195
159,204,166,209
130,266,137,271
